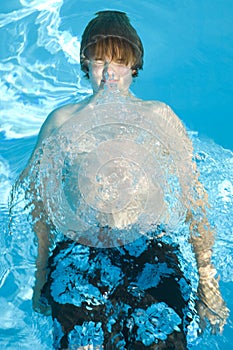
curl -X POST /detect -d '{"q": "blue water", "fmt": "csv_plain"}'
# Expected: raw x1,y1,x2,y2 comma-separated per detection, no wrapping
0,0,233,349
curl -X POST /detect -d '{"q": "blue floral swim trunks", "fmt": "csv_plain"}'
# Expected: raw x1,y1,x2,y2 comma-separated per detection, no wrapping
41,235,194,349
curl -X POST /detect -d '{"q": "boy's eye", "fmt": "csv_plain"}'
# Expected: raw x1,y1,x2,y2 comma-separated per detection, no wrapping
92,59,105,66
115,59,124,64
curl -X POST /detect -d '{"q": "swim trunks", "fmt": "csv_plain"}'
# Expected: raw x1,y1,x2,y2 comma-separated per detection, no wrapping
41,234,193,349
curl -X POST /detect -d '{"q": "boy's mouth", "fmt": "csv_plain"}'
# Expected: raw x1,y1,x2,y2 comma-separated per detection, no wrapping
101,78,119,84
102,71,119,84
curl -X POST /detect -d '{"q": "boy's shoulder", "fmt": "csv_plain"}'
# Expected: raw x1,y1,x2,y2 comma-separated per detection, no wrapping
36,96,92,147
139,99,187,136
138,99,174,113
143,99,174,111
48,96,92,127
139,99,183,121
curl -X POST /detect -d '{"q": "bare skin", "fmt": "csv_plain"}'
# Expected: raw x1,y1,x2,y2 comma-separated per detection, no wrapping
18,59,228,330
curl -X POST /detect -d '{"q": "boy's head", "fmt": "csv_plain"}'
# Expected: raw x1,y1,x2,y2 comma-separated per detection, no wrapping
80,11,144,78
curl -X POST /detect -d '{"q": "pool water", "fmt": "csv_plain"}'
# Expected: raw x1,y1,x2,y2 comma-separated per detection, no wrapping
0,0,233,349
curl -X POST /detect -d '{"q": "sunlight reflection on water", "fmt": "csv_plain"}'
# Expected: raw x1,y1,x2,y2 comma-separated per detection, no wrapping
0,0,233,349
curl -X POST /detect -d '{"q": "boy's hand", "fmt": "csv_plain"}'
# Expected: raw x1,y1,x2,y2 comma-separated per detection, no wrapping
32,280,51,316
197,266,229,334
32,291,51,316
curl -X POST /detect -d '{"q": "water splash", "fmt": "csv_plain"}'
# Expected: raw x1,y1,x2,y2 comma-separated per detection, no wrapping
32,88,196,247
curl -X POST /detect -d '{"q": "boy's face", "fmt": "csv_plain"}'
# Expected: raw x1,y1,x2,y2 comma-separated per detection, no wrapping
88,59,133,93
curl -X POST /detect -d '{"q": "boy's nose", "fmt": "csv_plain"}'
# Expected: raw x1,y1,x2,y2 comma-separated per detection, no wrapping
103,62,117,80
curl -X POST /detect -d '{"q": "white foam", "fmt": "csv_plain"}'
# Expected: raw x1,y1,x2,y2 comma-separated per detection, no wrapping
218,179,233,202
0,158,11,204
0,298,25,330
0,0,90,139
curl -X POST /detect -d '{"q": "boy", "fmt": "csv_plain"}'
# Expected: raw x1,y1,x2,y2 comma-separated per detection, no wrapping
17,10,228,349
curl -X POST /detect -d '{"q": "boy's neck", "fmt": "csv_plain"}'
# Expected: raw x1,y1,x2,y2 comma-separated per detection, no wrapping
92,86,134,104
92,81,133,101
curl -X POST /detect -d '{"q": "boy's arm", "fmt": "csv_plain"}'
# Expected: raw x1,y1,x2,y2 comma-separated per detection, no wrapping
32,207,53,314
187,195,229,333
161,102,229,331
21,102,88,313
17,106,73,313
20,170,54,314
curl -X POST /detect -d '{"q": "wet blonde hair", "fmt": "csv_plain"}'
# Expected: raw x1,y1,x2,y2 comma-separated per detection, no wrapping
80,11,144,77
